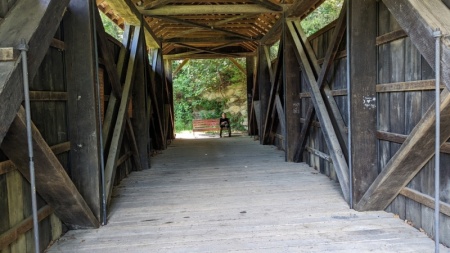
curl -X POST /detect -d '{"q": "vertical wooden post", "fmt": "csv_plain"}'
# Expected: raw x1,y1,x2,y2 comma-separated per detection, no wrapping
349,0,378,206
64,0,102,221
258,45,271,144
132,20,150,170
246,56,256,135
153,48,167,149
164,59,175,140
284,21,302,161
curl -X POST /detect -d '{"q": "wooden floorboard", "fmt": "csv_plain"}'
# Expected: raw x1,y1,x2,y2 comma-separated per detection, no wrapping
47,136,448,252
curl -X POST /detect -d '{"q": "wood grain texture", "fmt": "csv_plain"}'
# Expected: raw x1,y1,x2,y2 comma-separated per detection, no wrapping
47,137,446,252
0,0,69,148
64,0,102,221
1,107,99,229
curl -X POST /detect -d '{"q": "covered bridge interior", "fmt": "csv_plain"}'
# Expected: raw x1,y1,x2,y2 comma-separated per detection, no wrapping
1,0,450,252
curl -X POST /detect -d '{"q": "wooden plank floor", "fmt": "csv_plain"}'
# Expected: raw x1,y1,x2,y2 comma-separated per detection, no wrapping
47,136,448,252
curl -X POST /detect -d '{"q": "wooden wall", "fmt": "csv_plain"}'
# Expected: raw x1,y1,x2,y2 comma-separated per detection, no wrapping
0,29,65,253
300,2,450,246
376,1,450,245
302,22,347,182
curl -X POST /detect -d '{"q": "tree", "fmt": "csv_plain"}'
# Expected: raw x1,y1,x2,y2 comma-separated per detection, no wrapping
172,58,247,132
301,0,343,36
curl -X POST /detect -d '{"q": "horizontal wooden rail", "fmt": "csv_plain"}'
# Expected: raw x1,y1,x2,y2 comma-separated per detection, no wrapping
317,50,347,65
306,146,332,163
0,141,70,176
376,29,407,46
399,187,450,217
0,205,53,250
116,151,132,168
29,91,68,101
300,89,347,99
376,130,450,154
376,79,444,93
50,38,65,51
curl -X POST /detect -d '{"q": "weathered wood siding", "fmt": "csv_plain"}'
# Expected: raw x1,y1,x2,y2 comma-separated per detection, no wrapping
376,1,450,245
0,29,65,252
302,22,347,182
301,2,450,246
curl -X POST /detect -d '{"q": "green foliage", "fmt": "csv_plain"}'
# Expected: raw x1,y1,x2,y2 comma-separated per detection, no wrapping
173,58,246,132
100,12,123,41
301,0,343,36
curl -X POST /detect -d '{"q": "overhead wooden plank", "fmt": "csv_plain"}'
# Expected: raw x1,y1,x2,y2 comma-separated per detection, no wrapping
248,0,283,11
140,5,287,16
1,107,99,228
64,0,103,222
105,26,142,204
102,0,159,48
152,15,254,41
286,0,325,17
381,0,450,90
349,0,378,205
0,0,69,148
357,89,450,211
287,21,350,203
143,0,173,9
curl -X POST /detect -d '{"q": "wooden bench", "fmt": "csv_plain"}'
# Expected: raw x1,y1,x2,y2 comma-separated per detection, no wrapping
192,119,220,134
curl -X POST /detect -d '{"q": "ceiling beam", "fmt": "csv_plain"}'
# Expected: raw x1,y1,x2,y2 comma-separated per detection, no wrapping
143,0,173,10
287,0,325,18
152,15,256,41
165,51,255,60
100,0,160,48
248,0,283,11
164,14,259,40
174,43,240,57
139,4,290,16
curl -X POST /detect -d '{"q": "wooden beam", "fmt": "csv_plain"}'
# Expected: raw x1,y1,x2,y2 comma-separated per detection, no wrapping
1,107,99,228
357,89,450,210
274,95,286,136
143,0,173,9
376,130,450,154
139,5,286,16
376,29,408,46
257,45,272,143
376,79,442,93
0,205,53,250
248,0,283,11
173,59,189,76
291,3,348,163
300,89,347,98
50,38,65,51
0,47,18,61
174,43,241,58
381,0,450,90
103,0,159,48
228,58,245,74
29,91,68,101
286,0,325,17
399,187,450,217
152,15,255,41
349,0,378,205
65,0,103,221
0,0,69,148
287,20,350,203
105,26,141,204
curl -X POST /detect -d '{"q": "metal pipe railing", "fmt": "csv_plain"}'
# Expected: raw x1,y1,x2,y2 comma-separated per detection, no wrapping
433,28,442,253
17,39,40,253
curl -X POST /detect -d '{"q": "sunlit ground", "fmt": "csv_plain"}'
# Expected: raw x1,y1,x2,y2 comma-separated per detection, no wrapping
175,130,245,139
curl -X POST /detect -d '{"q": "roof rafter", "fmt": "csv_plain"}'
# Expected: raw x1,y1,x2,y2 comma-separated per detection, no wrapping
139,4,290,16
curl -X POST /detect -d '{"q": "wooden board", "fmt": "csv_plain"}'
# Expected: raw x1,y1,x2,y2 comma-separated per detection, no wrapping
0,0,69,147
47,137,446,252
0,107,99,229
64,0,102,221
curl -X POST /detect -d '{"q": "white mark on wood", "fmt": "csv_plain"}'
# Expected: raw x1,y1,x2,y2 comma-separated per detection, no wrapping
293,102,300,114
363,96,376,110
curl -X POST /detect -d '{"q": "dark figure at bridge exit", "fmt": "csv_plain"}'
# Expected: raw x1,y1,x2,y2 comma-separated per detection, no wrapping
219,113,231,138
